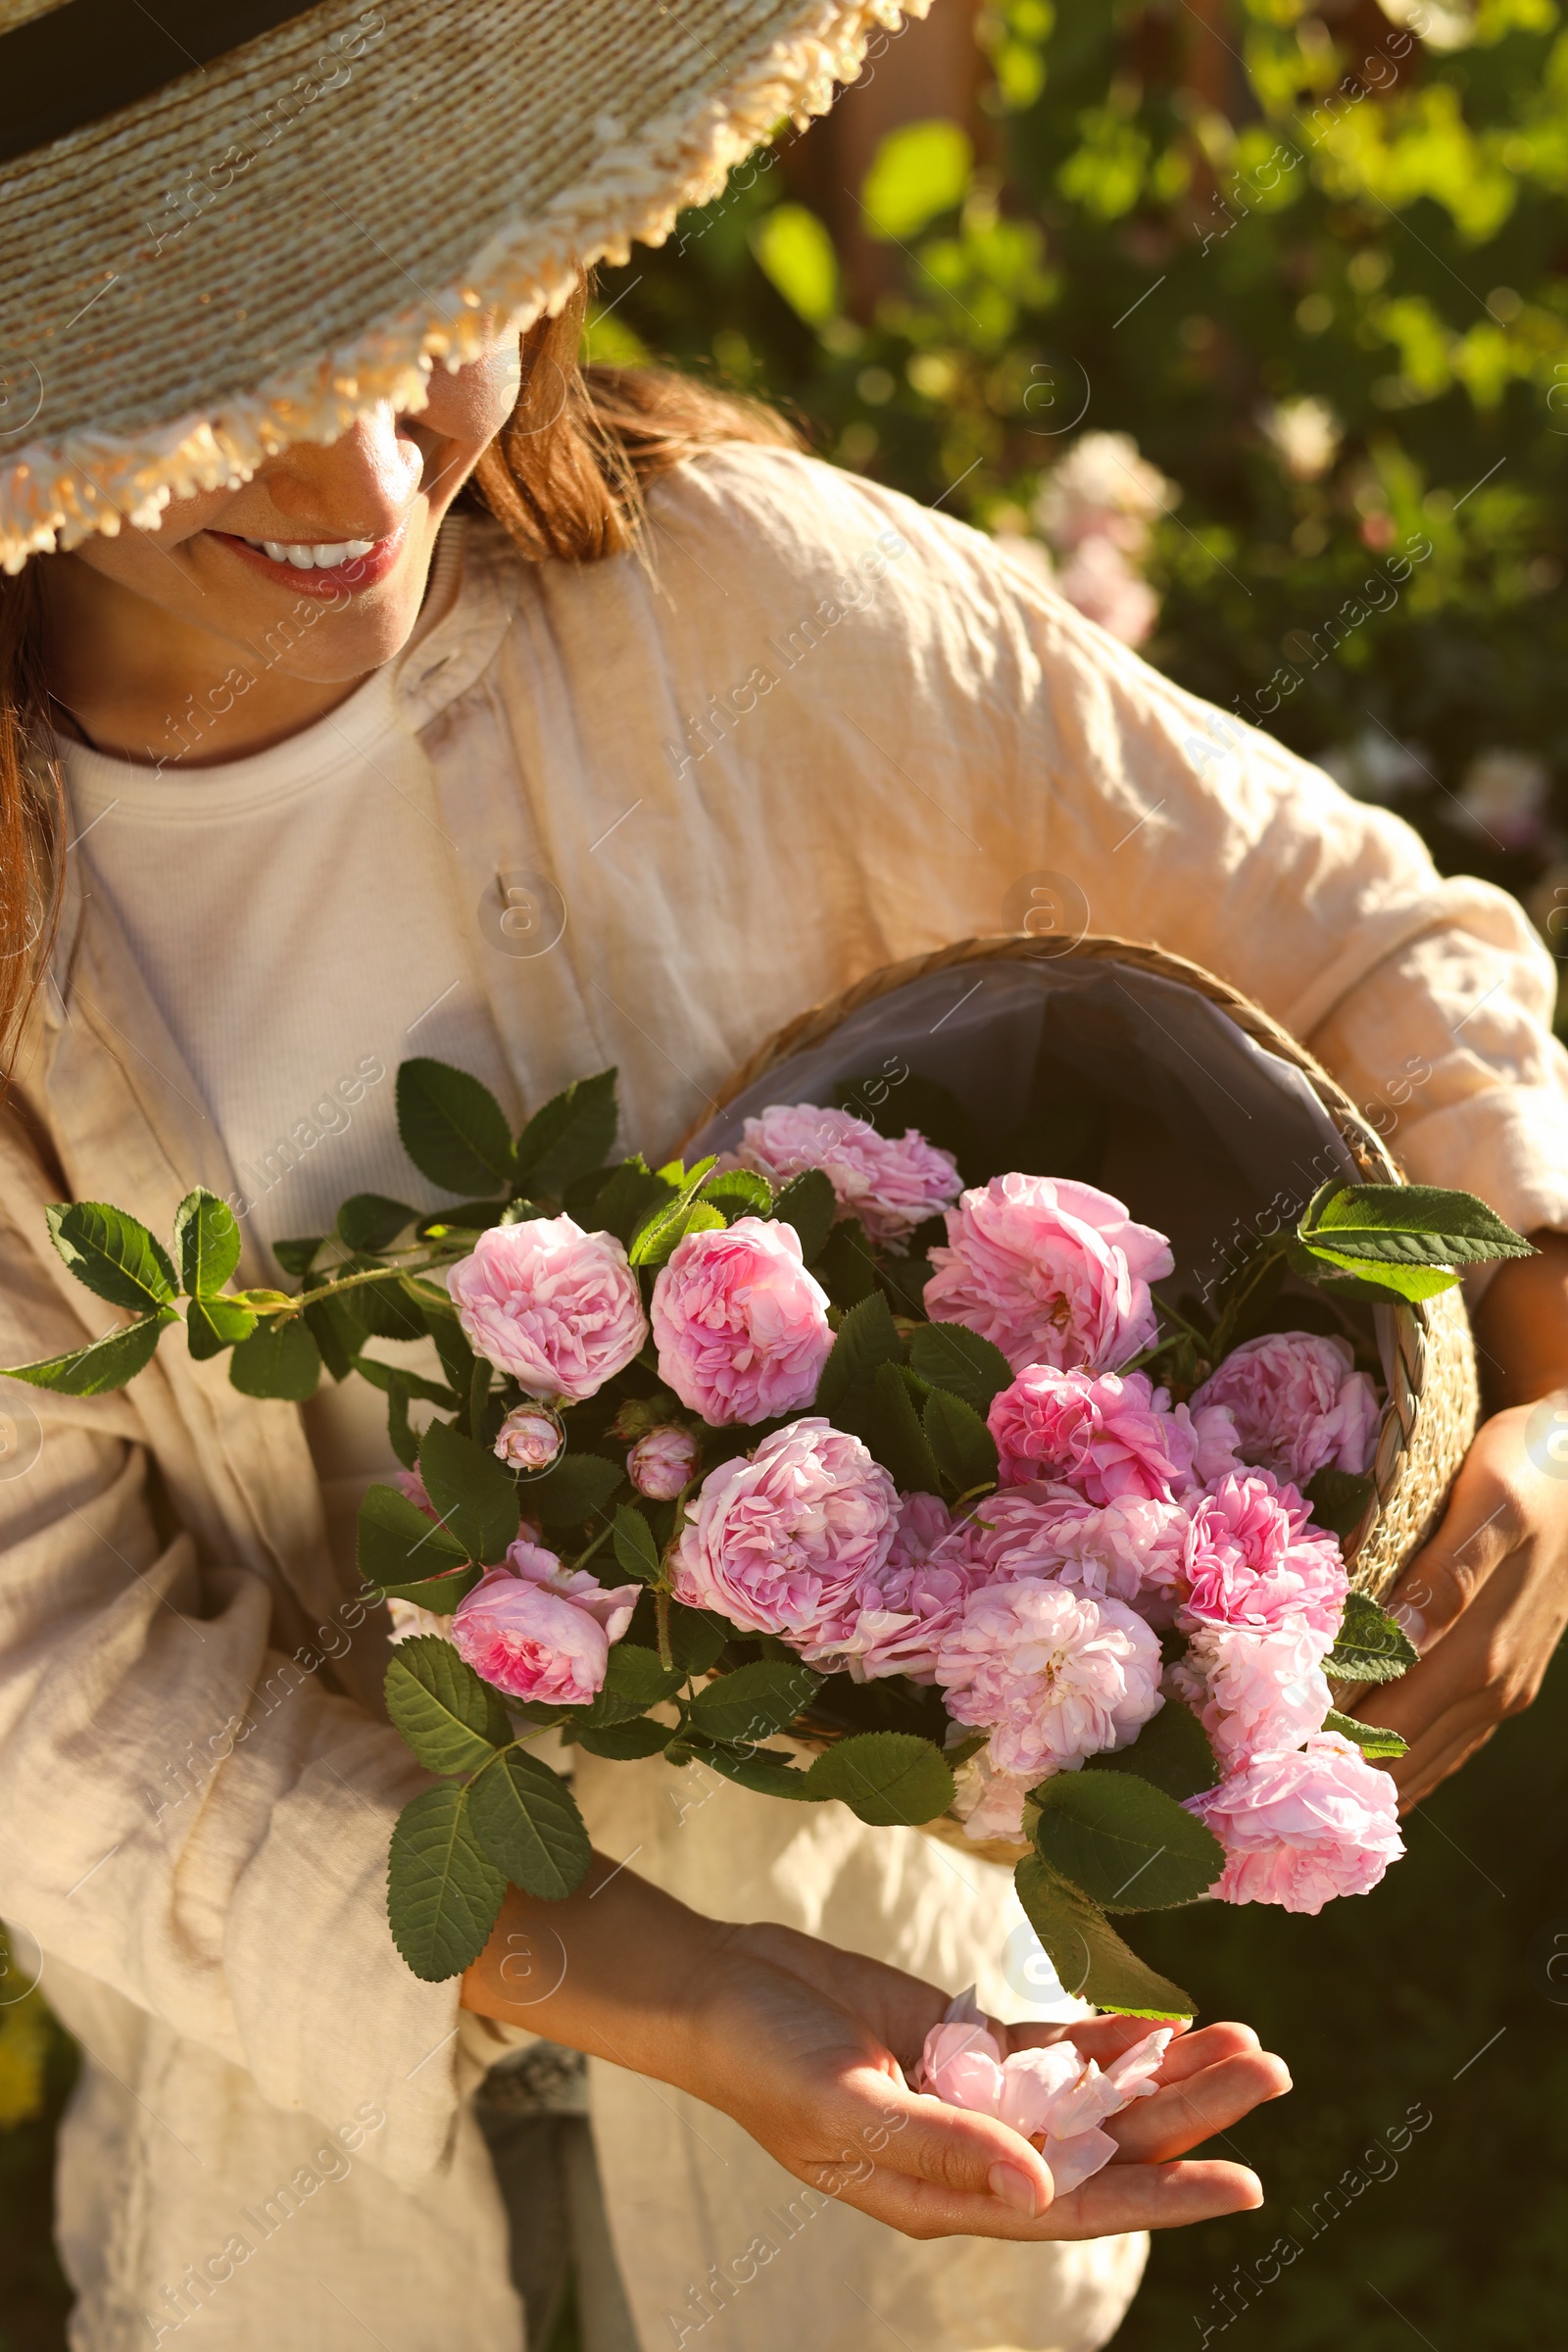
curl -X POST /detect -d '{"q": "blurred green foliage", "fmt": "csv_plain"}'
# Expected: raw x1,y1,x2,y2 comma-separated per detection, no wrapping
595,0,1566,908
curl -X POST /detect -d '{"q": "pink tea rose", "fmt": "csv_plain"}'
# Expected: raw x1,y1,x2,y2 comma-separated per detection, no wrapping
1169,1620,1334,1766
736,1102,962,1250
652,1216,833,1427
988,1364,1193,1502
1171,1399,1245,1493
920,1990,1172,2194
935,1580,1163,1779
626,1424,701,1500
968,1487,1193,1619
924,1173,1172,1374
668,1417,899,1651
1192,1332,1380,1484
493,1405,564,1473
449,1539,639,1708
448,1216,646,1402
950,1749,1037,1844
1187,1731,1403,1914
1180,1471,1348,1641
832,1492,976,1682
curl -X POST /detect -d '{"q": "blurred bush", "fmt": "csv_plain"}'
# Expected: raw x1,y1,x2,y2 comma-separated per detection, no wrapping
595,0,1566,934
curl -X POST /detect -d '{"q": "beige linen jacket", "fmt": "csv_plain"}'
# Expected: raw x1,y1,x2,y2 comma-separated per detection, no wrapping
3,448,1567,2352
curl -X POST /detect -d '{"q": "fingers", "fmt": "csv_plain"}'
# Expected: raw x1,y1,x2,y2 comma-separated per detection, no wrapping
832,2150,1264,2241
1005,2011,1190,2064
1107,2048,1291,2163
1377,1422,1525,1654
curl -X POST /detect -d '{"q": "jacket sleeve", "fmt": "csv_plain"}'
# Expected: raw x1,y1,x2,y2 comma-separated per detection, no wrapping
0,1167,467,2186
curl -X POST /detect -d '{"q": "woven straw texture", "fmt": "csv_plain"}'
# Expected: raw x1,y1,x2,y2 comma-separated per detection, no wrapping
710,931,1480,1605
0,0,926,569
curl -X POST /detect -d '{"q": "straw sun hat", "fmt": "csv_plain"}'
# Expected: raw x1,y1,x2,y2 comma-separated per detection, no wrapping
0,0,925,571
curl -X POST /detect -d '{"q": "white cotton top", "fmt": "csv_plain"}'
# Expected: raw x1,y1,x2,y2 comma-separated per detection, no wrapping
62,525,513,1560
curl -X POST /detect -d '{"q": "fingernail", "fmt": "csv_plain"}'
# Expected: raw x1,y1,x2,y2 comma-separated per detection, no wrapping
988,2161,1043,2217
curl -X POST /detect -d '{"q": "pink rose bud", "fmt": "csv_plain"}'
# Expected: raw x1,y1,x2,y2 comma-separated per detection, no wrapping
447,1215,647,1403
493,1405,565,1473
1185,1731,1404,1914
737,1102,961,1250
651,1215,832,1427
1191,1331,1381,1485
626,1425,700,1499
924,1173,1171,1374
449,1539,640,1708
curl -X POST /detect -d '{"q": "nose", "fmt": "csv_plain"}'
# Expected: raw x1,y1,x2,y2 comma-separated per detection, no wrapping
255,404,423,540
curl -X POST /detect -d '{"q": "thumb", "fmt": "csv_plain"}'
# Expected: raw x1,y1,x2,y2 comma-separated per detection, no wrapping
845,2073,1055,2222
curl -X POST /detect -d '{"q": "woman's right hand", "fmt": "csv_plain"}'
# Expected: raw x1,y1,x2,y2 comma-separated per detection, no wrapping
463,1861,1289,2241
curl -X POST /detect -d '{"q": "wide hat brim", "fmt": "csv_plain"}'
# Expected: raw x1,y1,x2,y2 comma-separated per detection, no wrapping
0,0,924,571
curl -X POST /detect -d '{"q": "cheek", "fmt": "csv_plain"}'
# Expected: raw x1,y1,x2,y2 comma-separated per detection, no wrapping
417,344,523,454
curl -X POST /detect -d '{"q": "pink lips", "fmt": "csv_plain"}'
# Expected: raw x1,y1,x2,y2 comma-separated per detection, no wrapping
213,523,407,597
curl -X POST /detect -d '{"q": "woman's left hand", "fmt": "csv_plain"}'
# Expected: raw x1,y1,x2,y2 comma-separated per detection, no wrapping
1357,1242,1568,1803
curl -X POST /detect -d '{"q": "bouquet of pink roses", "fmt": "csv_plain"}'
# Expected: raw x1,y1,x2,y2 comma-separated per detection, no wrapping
8,1052,1531,2018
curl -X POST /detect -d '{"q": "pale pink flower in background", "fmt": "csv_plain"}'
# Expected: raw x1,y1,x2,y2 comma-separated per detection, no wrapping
1192,1332,1380,1485
668,1417,899,1651
1054,535,1160,648
449,1216,646,1402
1169,1620,1334,1767
831,1492,975,1681
925,1174,1172,1375
492,1405,564,1473
1180,1471,1348,1641
920,1989,1172,2194
652,1216,832,1426
988,1364,1192,1501
737,1102,961,1250
449,1539,639,1707
391,1467,436,1520
1187,1731,1403,1914
950,1748,1037,1844
626,1424,701,1499
1035,431,1173,557
935,1580,1163,1779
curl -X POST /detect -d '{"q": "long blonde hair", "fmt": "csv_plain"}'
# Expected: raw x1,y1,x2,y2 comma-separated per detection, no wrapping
0,283,797,1061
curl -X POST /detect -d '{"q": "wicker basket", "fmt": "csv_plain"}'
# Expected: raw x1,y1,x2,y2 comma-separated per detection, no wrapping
697,932,1478,1606
687,935,1478,1866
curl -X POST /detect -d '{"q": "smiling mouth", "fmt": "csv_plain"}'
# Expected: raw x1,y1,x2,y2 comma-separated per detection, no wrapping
233,534,378,569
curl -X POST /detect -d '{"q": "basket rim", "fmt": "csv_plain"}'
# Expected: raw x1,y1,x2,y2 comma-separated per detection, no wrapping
693,930,1456,1580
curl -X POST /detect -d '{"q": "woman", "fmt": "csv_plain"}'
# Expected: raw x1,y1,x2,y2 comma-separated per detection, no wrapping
0,4,1564,2348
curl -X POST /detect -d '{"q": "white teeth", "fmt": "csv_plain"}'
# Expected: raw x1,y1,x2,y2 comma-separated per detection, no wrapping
244,535,379,568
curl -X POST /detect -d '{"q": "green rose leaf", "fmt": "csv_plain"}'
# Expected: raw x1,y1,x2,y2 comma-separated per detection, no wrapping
357,1480,470,1589
397,1057,514,1197
46,1201,178,1314
907,1322,1014,1417
272,1236,323,1279
1032,1768,1225,1911
814,1290,903,1420
666,1602,729,1675
2,1307,176,1396
862,1360,943,1493
228,1316,321,1400
185,1295,259,1361
514,1069,620,1200
570,1716,674,1759
466,1748,593,1901
1321,1706,1407,1759
813,1219,878,1306
1303,1466,1378,1543
386,1784,508,1983
686,1740,824,1799
385,1636,513,1775
579,1642,684,1727
922,1386,999,1495
1298,1180,1535,1269
628,1160,721,1267
701,1167,775,1224
1293,1244,1460,1303
1326,1590,1420,1685
771,1167,837,1263
1088,1699,1219,1803
1013,1853,1196,2020
418,1417,519,1565
172,1188,242,1298
686,1660,822,1744
591,1158,681,1247
337,1194,421,1253
612,1504,663,1584
525,1451,623,1529
802,1730,955,1826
